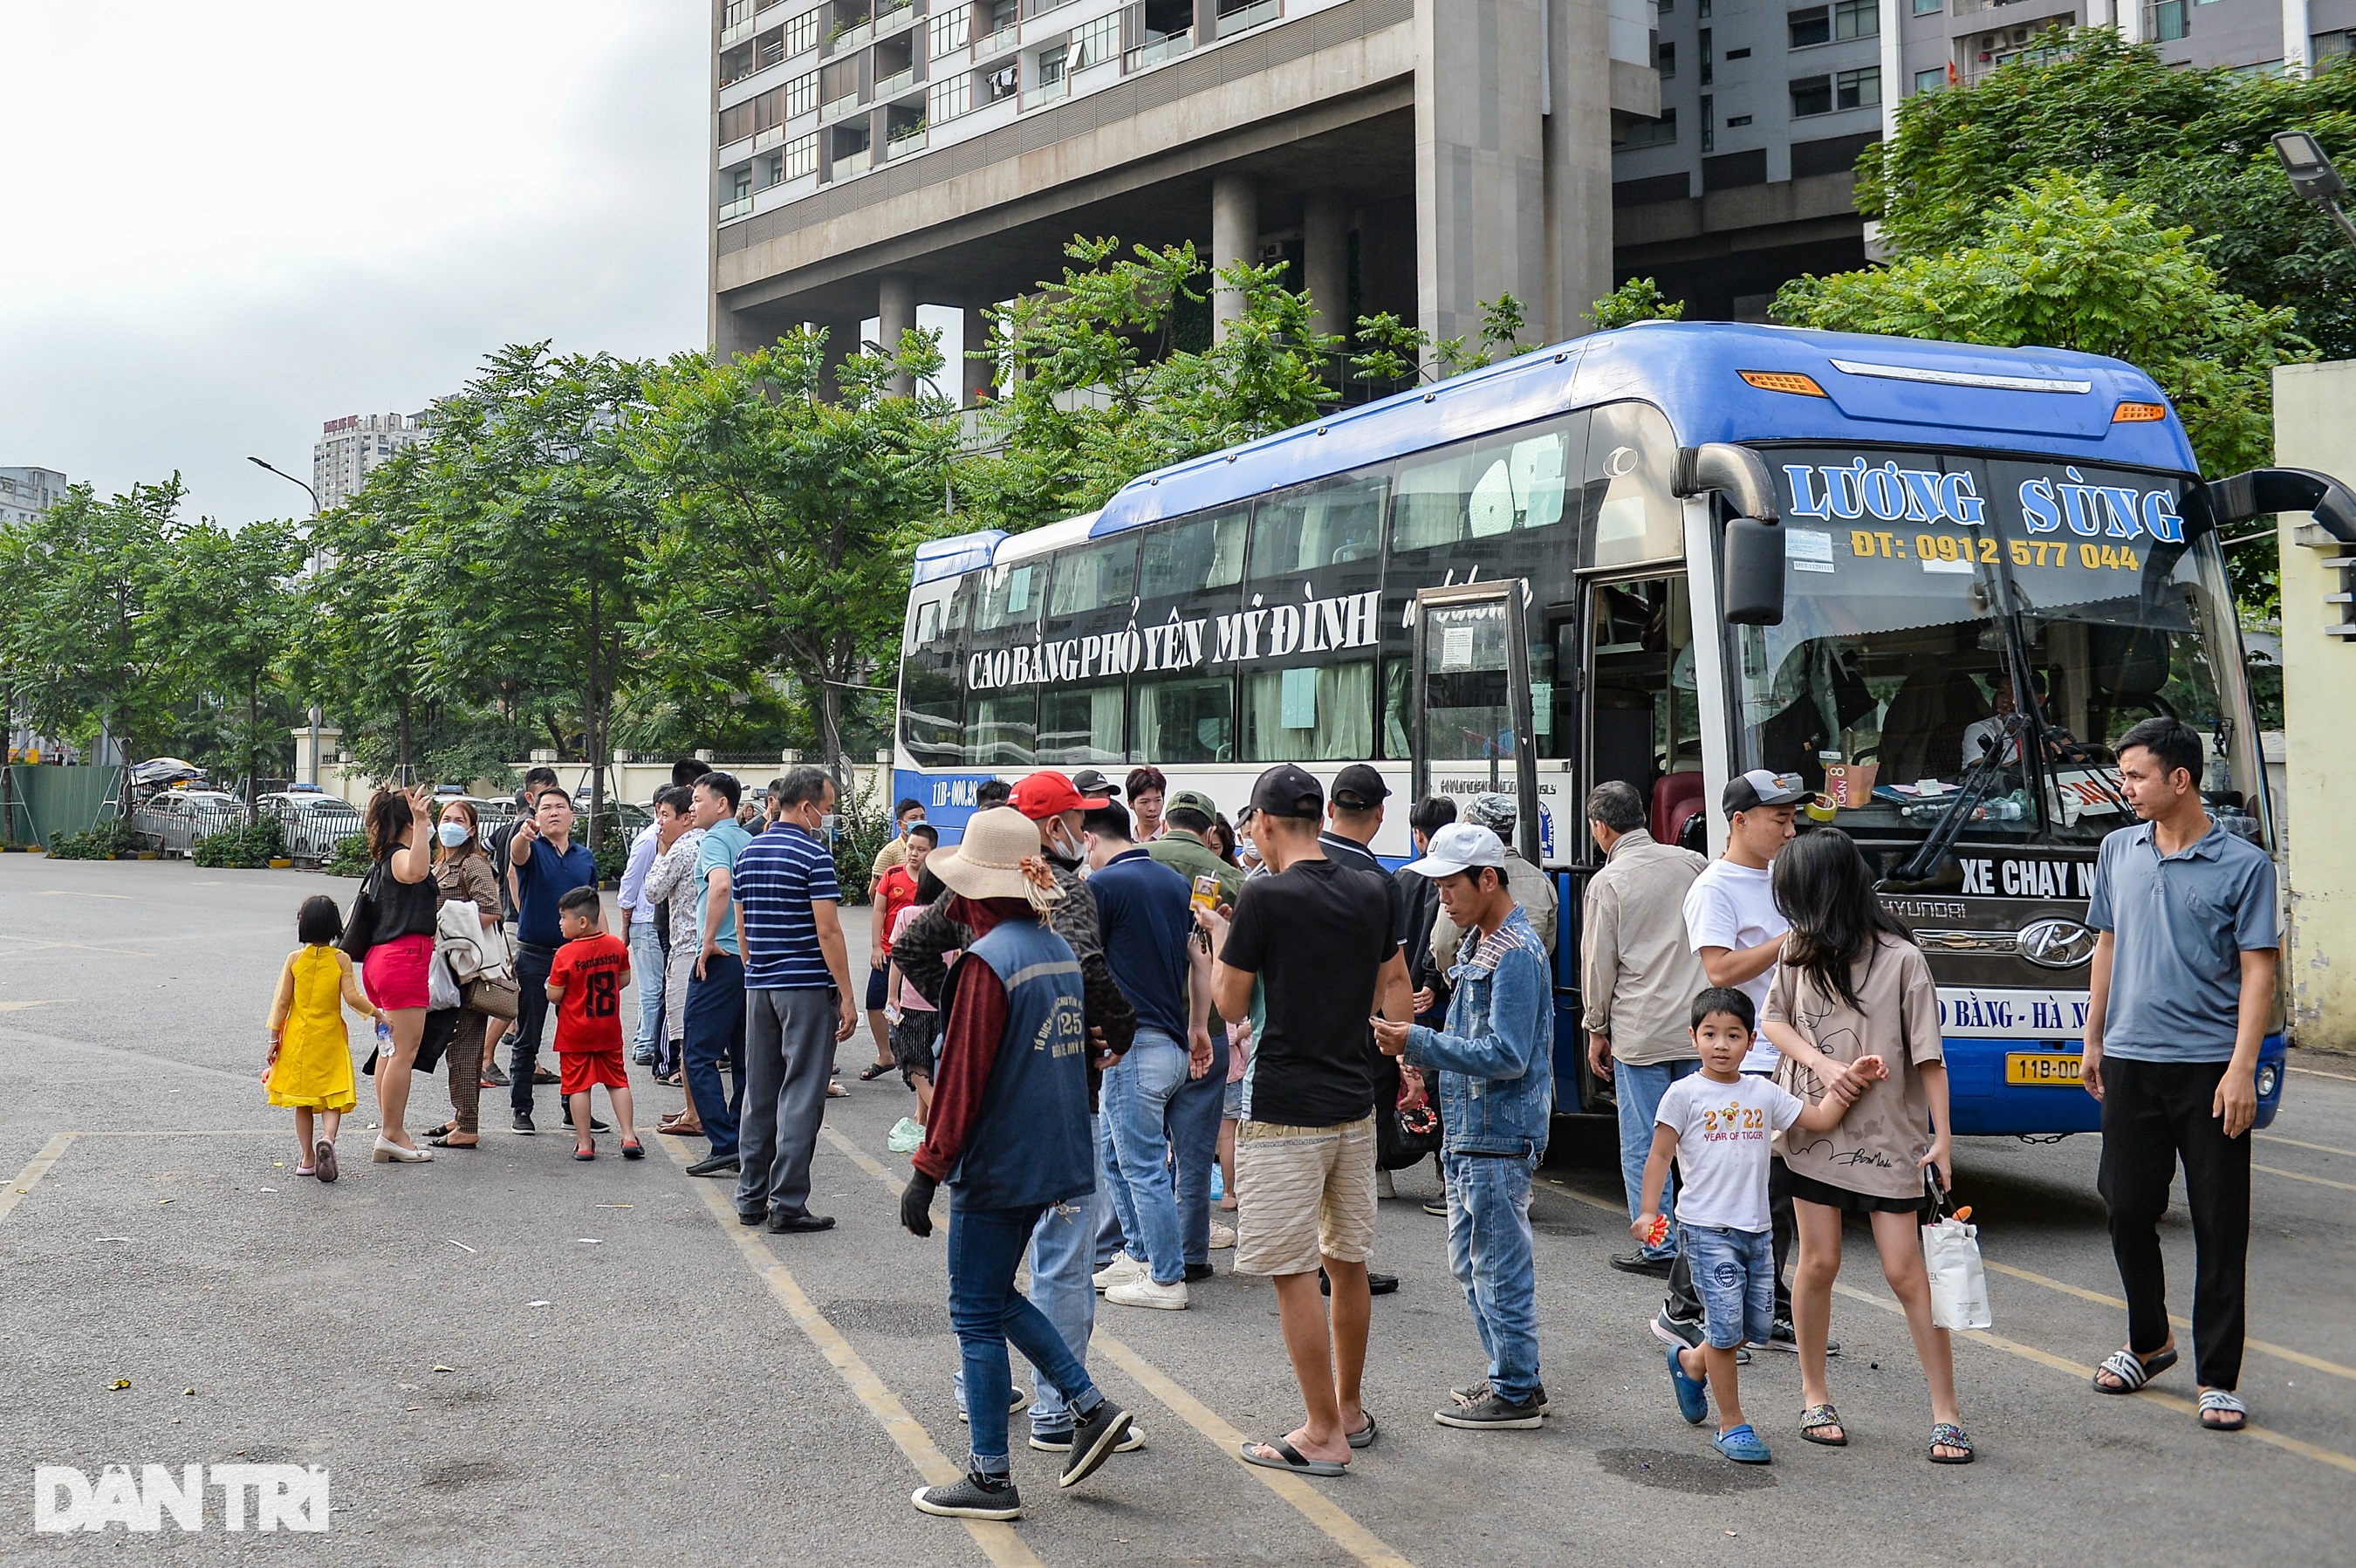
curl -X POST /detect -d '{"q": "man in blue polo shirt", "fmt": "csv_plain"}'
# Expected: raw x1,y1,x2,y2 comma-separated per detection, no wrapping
2083,716,2278,1434
505,784,599,1134
1085,797,1213,1310
732,767,859,1232
682,772,754,1179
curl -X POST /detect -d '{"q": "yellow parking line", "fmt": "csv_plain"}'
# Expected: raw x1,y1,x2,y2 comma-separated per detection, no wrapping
2256,1161,2356,1194
1546,1176,2356,1475
818,1126,1420,1568
1977,1260,2356,1385
2256,1133,2353,1158
0,1132,77,1225
660,1132,1040,1568
0,933,156,958
2287,1063,2356,1085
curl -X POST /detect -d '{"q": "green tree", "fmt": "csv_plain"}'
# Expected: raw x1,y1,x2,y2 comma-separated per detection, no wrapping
1348,291,1534,384
294,449,438,779
147,516,305,820
1586,277,1687,331
1774,171,2311,610
1857,32,2356,359
631,326,955,782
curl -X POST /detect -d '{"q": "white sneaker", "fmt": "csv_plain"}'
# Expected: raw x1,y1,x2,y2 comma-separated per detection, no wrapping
1375,1167,1397,1199
1209,1222,1236,1250
1106,1277,1189,1311
1092,1255,1147,1292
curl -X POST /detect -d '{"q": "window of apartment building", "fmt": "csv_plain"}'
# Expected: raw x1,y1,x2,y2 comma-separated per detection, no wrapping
1789,0,1875,47
720,99,756,144
1700,93,1715,150
1657,0,1671,11
785,131,820,178
1837,65,1880,107
787,69,818,116
763,152,786,186
786,8,822,53
756,27,787,71
1726,46,1750,58
1791,73,1832,115
1912,0,1941,12
1624,106,1677,147
928,72,972,122
1727,113,1752,125
732,166,753,200
1699,28,1714,83
930,3,970,57
2149,0,2188,39
1658,40,1675,76
1073,10,1121,67
1914,65,1946,91
1698,0,1709,15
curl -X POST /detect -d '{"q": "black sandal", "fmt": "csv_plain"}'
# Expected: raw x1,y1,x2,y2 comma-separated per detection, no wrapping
859,1061,898,1081
427,1132,478,1148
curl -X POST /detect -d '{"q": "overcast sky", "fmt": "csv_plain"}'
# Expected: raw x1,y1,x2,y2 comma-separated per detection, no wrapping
0,2,709,526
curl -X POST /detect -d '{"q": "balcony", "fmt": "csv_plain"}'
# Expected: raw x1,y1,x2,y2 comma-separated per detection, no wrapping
1125,25,1193,70
832,148,873,180
875,67,916,98
976,24,1019,58
719,195,755,221
822,90,865,122
875,0,917,37
753,123,788,153
884,126,928,158
834,18,874,51
722,0,759,45
1021,74,1069,109
1215,0,1280,38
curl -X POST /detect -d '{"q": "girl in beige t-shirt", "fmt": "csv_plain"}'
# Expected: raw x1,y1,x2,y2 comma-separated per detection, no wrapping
1762,830,1973,1465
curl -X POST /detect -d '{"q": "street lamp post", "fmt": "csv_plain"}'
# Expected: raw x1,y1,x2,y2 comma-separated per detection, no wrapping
248,456,325,786
2271,130,2356,252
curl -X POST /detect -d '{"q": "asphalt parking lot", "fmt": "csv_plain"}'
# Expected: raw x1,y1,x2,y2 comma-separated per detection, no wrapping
3,855,2352,1565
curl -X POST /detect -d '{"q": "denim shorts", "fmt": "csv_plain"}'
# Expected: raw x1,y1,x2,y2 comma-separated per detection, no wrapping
1684,1223,1775,1350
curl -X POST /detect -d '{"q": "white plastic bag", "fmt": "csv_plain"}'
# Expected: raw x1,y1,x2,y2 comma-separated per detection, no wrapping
427,943,462,1012
1922,1215,1993,1331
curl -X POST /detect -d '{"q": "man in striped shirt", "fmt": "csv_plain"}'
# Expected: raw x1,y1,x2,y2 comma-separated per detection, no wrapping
731,767,859,1233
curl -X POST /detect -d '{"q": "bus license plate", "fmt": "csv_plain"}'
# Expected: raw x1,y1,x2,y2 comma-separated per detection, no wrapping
2005,1053,2083,1086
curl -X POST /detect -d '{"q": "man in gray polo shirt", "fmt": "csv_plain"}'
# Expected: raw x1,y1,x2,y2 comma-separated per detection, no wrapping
2083,717,2278,1433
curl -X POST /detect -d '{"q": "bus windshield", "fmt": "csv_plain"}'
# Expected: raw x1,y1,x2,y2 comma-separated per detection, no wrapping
1732,446,2267,851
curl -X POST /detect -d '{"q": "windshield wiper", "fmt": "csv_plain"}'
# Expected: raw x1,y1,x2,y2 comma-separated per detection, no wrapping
1885,717,2021,886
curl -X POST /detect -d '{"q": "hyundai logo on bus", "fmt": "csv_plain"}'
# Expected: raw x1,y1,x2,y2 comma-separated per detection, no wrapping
1781,458,2185,542
966,588,1382,691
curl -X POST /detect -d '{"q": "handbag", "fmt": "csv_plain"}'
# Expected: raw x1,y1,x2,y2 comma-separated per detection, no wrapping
463,971,519,1021
339,864,380,961
1920,1169,1993,1331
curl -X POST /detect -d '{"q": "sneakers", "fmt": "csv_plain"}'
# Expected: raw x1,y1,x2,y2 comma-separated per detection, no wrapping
912,1472,1021,1521
1208,1221,1236,1250
1059,1399,1133,1489
1758,1318,1839,1356
1435,1389,1544,1429
631,1044,657,1066
1653,1310,1750,1366
511,1111,536,1135
1106,1277,1189,1311
1422,1197,1449,1217
1092,1255,1147,1292
1609,1250,1675,1277
886,1117,924,1154
1374,1167,1397,1200
955,1389,1031,1422
1451,1380,1549,1414
1030,1424,1147,1453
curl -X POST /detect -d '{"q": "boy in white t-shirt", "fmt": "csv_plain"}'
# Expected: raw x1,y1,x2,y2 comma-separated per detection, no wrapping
1634,986,1882,1464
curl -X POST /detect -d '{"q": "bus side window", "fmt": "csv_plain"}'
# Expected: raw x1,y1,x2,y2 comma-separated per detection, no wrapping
1249,472,1388,585
1582,402,1683,569
1139,508,1248,599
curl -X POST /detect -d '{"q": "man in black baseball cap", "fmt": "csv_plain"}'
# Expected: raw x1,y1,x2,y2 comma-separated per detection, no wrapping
1072,769,1120,801
1720,769,1807,815
1250,763,1325,821
1329,763,1389,811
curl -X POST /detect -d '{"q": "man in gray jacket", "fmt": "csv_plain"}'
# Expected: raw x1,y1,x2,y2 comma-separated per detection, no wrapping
1578,781,1708,1278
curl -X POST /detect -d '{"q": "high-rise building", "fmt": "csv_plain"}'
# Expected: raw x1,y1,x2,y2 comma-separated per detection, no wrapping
312,412,429,511
0,466,69,526
709,0,1662,392
1613,2,2353,318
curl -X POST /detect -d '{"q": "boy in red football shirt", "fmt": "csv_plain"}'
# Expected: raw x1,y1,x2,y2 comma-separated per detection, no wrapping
544,886,640,1161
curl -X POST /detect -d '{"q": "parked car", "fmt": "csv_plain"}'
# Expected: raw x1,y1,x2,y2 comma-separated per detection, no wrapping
257,790,364,862
133,790,244,857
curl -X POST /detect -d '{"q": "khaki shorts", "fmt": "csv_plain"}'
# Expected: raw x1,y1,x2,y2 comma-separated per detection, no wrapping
1232,1114,1378,1277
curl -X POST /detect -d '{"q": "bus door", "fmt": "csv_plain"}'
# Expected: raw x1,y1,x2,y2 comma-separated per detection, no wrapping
1408,581,1541,860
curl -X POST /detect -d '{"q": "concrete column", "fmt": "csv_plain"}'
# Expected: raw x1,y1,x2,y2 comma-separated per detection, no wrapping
1211,171,1259,339
817,317,859,401
878,272,919,397
2286,0,2312,77
1416,0,1553,360
1303,190,1351,358
963,302,998,406
1542,0,1615,343
2274,360,2356,1050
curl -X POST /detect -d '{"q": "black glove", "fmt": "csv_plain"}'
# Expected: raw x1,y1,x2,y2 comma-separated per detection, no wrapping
901,1171,939,1238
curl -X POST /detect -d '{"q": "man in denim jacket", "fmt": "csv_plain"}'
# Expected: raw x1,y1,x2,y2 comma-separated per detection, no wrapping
1375,823,1555,1429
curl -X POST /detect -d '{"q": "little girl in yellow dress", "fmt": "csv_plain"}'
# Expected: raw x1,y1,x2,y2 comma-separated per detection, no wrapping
264,895,384,1183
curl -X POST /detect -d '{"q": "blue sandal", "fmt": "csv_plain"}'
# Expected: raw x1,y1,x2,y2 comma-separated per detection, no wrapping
1715,1423,1772,1464
1667,1342,1709,1425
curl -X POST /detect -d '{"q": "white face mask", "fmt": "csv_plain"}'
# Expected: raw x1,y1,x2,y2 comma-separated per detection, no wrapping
818,812,839,836
437,821,469,848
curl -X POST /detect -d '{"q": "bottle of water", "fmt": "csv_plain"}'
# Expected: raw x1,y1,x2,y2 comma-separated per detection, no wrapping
374,1019,392,1048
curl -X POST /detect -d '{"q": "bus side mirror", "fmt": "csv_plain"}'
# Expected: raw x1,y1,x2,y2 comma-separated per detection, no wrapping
1676,443,1784,627
2185,467,2356,643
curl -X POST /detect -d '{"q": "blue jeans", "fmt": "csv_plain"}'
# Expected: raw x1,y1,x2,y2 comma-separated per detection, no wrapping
682,953,746,1160
1615,1058,1700,1259
1099,1029,1188,1285
1444,1149,1542,1406
1171,1028,1228,1267
948,1197,1101,1476
627,921,667,1060
1685,1224,1776,1350
955,1169,1101,1436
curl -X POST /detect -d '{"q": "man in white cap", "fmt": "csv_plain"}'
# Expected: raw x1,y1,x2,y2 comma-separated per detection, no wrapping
899,807,1135,1521
1374,823,1555,1428
1428,793,1558,977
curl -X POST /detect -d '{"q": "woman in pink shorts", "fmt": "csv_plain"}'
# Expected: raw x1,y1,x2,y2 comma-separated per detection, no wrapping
353,786,442,1162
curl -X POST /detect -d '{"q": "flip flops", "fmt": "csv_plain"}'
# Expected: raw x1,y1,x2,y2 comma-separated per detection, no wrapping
620,1141,645,1161
2198,1390,2248,1432
1346,1414,1378,1449
1239,1438,1346,1477
2092,1345,2178,1394
1667,1342,1709,1425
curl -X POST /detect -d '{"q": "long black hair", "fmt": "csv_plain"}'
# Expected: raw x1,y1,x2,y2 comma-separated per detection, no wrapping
1772,830,1914,1012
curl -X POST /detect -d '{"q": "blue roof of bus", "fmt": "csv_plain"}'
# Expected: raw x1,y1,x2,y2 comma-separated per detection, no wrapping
919,322,2195,572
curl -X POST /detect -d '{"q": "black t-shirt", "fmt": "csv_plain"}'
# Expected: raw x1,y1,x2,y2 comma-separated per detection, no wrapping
1319,832,1403,956
1223,854,1394,1128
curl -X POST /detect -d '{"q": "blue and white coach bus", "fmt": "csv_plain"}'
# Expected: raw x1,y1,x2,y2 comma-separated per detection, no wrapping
893,321,2354,1133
